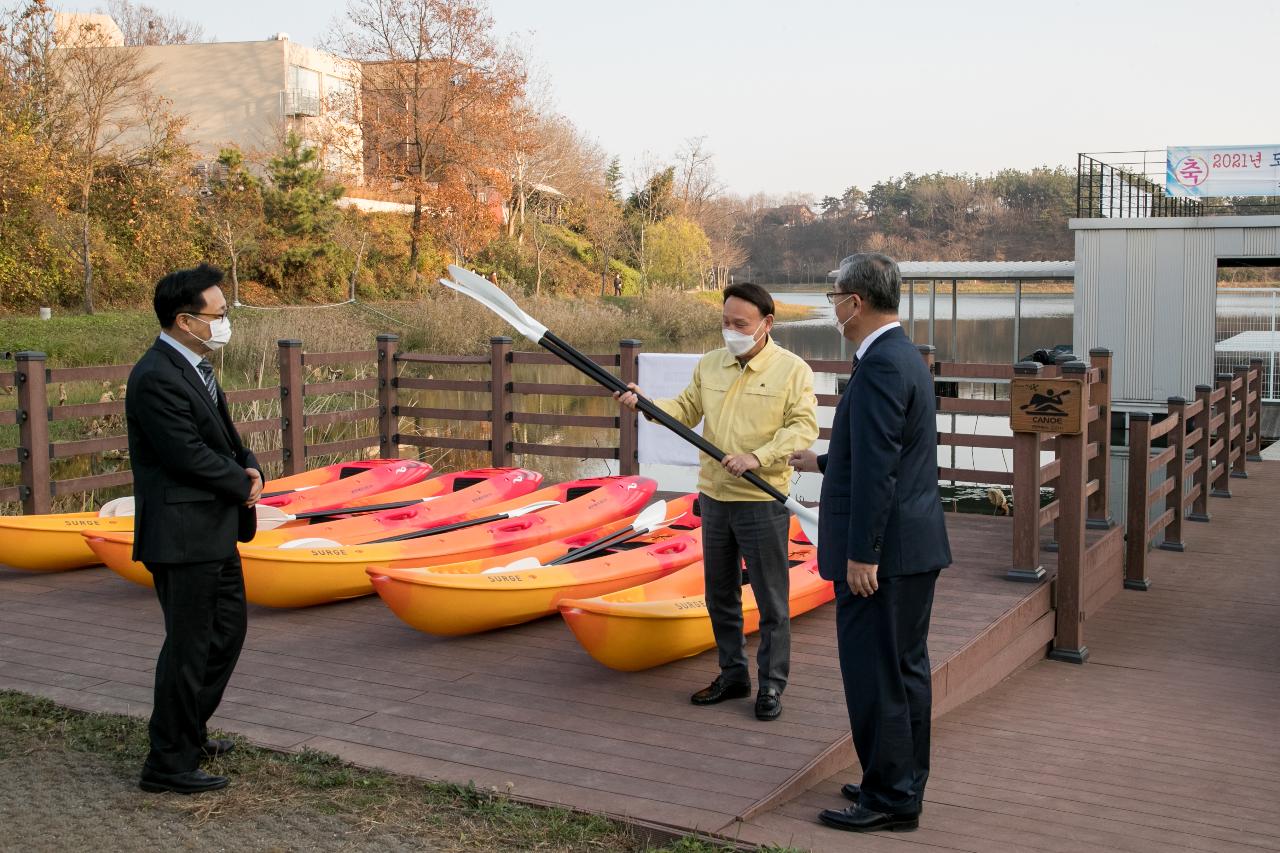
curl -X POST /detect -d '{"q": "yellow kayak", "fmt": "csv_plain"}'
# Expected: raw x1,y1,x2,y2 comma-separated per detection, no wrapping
369,494,703,636
559,526,832,671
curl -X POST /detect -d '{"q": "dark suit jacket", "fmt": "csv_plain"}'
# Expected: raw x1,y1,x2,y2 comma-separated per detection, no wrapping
817,326,951,581
126,339,260,563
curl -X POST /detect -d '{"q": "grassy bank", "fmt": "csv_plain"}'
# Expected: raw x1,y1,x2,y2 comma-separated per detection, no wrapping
0,290,728,371
0,691,793,852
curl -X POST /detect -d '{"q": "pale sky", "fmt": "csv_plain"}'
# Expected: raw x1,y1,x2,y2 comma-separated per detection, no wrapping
89,0,1279,197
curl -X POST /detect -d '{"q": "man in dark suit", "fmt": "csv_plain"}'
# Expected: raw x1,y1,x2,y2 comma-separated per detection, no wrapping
790,253,951,833
126,263,263,794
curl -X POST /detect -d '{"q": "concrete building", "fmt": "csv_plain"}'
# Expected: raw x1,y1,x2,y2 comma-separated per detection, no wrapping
53,13,362,182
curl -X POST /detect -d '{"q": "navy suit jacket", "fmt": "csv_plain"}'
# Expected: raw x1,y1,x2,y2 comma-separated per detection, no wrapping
817,326,951,581
126,339,260,563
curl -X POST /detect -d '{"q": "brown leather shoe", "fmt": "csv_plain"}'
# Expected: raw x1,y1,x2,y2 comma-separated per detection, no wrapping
690,676,751,705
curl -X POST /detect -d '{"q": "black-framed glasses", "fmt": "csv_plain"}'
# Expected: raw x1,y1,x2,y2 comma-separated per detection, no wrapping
186,311,228,321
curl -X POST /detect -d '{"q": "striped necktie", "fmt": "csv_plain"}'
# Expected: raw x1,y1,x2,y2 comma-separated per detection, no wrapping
196,359,218,403
850,355,860,375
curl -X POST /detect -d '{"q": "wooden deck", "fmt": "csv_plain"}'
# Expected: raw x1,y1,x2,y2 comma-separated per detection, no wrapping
735,460,1280,851
0,512,1086,839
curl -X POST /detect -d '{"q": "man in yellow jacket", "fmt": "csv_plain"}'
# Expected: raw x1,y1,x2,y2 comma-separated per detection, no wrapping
617,283,818,720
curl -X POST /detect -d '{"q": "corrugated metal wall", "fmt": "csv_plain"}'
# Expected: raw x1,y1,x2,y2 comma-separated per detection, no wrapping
1073,218,1280,409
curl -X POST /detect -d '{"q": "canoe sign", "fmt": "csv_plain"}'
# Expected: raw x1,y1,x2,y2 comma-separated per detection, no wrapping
1011,378,1084,434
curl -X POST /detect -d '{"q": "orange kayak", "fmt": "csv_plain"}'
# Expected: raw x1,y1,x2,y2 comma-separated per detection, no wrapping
0,459,408,573
249,468,542,548
88,475,656,607
559,525,832,671
369,494,704,636
256,459,432,515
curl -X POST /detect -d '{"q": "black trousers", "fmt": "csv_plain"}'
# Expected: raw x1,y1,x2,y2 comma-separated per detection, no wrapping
144,554,247,775
698,494,792,693
835,569,940,815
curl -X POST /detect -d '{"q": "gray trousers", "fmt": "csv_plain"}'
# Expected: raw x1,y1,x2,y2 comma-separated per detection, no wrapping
699,494,792,693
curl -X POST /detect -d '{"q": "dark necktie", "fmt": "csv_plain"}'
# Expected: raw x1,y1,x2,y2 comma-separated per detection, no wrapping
197,359,218,403
850,355,860,375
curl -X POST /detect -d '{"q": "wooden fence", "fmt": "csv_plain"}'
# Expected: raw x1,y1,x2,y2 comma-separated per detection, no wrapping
1124,359,1265,589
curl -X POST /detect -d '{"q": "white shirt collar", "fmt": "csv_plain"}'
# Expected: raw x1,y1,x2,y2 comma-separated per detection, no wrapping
856,321,901,361
158,331,206,370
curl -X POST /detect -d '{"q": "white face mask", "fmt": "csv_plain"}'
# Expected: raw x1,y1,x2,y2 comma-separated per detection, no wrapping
830,294,856,336
188,314,232,351
722,321,766,357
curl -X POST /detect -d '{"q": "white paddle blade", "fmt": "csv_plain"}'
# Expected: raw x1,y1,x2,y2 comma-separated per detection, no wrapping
482,556,543,574
254,504,293,530
446,265,550,338
98,496,135,517
504,500,560,517
630,500,668,533
437,277,540,342
784,497,821,547
278,536,344,550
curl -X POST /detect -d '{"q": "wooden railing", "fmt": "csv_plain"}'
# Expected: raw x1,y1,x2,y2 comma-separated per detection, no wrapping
1124,359,1264,589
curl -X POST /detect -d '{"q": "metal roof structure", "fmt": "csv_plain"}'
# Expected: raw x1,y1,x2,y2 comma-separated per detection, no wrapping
828,260,1075,280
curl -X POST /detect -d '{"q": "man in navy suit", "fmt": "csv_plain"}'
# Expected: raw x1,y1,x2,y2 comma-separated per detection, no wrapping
790,253,951,833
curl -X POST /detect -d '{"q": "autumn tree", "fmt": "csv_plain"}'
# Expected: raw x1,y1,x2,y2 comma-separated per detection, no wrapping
328,0,525,278
576,185,624,297
50,15,166,312
505,109,603,241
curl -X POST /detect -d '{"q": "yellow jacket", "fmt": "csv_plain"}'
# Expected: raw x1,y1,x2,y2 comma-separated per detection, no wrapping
654,339,818,502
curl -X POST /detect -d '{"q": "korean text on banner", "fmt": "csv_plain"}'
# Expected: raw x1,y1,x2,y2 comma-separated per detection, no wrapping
1166,145,1280,198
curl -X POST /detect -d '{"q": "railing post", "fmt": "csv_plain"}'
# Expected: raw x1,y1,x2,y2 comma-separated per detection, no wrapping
1043,353,1076,554
1212,374,1233,498
14,351,51,515
917,344,936,371
1087,348,1113,529
1247,358,1264,462
376,334,399,460
1159,397,1187,553
618,339,642,476
278,339,305,476
1049,360,1089,664
1009,361,1045,582
1231,365,1250,479
1189,385,1212,522
490,337,514,468
1124,411,1152,591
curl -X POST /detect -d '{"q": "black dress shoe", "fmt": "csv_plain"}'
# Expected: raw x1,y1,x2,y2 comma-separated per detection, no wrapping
820,804,918,833
139,767,229,795
841,783,924,814
754,688,782,720
690,676,751,705
201,738,235,759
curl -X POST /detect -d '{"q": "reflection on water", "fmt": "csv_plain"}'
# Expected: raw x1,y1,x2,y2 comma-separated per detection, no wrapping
768,290,1074,364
